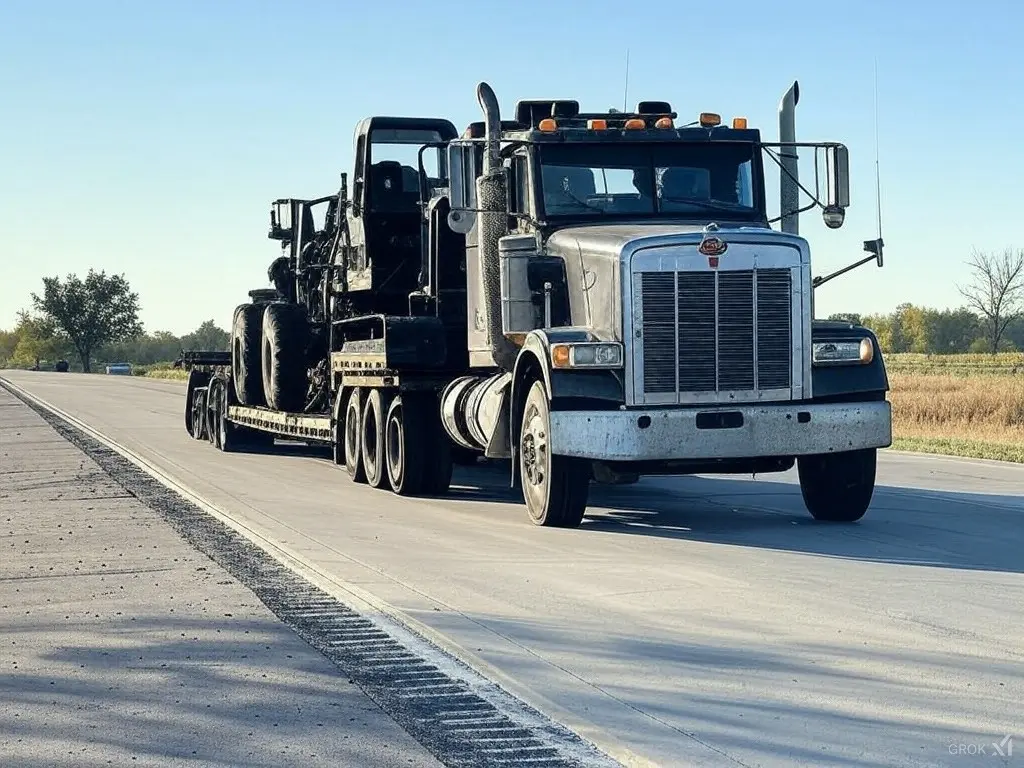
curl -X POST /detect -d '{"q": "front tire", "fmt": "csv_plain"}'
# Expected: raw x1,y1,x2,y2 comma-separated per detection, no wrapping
798,448,877,522
518,379,589,527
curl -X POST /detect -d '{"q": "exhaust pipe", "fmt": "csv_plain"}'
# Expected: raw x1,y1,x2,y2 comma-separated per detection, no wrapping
477,82,502,175
778,80,799,235
474,82,518,370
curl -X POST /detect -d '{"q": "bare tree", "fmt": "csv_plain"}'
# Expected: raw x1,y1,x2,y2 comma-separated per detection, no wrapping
957,247,1024,353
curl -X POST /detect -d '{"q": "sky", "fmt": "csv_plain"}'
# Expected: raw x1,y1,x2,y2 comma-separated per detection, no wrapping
2,0,1022,335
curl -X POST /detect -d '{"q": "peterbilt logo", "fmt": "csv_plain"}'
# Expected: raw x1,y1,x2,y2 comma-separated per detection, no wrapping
698,235,727,267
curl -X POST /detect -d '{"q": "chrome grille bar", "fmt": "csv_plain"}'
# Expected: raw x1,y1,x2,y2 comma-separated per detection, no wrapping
638,268,793,400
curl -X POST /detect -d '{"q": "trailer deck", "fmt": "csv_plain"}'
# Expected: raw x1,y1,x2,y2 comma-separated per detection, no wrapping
227,405,332,442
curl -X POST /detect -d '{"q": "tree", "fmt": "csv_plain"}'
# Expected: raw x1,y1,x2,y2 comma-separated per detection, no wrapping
181,319,230,352
9,311,61,369
31,270,143,373
957,247,1024,353
827,313,863,325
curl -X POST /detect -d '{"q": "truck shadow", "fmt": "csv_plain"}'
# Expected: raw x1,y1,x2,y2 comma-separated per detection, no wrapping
448,461,1024,576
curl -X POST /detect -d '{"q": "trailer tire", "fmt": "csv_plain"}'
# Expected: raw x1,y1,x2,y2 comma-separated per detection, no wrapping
262,303,308,413
361,389,389,488
185,370,210,437
384,394,429,496
518,379,589,528
798,448,877,522
341,388,366,483
232,304,265,406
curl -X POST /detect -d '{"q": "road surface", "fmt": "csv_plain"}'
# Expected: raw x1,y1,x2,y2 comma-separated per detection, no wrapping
3,370,1022,768
0,384,445,768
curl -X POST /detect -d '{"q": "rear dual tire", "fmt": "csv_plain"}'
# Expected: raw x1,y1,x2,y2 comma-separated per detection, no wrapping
340,387,451,496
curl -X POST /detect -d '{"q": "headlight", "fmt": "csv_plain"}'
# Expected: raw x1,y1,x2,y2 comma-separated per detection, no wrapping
550,342,623,369
812,337,874,366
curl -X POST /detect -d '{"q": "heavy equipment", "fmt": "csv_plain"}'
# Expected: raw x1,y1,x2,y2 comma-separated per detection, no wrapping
179,79,892,527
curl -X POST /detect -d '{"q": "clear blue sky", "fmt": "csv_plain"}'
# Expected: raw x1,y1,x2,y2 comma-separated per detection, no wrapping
2,0,1021,335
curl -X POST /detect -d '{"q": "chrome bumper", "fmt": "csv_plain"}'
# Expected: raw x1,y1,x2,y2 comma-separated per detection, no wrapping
548,401,892,462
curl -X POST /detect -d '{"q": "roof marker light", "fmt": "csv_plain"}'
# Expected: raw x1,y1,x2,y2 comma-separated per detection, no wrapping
654,117,674,129
538,118,557,132
732,117,748,129
699,112,721,127
624,118,645,130
588,118,608,130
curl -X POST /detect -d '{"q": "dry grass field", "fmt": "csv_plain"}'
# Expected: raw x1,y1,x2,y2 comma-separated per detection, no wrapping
145,352,1024,462
885,353,1024,462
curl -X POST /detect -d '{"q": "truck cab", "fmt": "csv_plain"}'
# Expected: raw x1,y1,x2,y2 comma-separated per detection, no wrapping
436,83,891,526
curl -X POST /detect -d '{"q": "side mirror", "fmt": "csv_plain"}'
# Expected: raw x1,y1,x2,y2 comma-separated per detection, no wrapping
446,141,477,234
268,201,292,241
822,144,850,229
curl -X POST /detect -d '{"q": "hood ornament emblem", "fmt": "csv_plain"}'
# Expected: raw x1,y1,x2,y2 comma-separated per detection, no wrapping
698,223,727,267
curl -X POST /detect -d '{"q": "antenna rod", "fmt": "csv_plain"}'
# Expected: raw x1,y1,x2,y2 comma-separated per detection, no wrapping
622,49,630,113
873,58,882,239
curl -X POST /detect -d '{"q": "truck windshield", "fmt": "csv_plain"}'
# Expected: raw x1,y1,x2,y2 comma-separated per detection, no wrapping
536,142,759,221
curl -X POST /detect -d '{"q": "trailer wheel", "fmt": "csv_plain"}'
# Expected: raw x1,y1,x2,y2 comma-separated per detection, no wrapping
518,379,589,527
342,388,366,483
232,304,266,406
361,389,389,488
384,394,429,496
185,370,210,437
189,387,208,441
798,448,877,522
262,302,308,412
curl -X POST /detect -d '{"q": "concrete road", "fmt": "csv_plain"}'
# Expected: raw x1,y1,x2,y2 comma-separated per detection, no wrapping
3,370,1023,768
0,383,444,767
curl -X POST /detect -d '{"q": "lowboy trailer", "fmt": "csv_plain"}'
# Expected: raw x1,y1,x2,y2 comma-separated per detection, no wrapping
178,79,892,527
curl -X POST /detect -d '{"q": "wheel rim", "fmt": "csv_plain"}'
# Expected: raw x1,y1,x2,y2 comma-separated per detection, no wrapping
520,400,549,518
262,336,273,393
363,406,378,470
345,402,360,465
217,387,227,447
386,407,403,485
191,396,204,439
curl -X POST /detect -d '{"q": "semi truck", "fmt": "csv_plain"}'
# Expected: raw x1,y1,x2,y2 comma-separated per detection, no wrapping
178,79,892,527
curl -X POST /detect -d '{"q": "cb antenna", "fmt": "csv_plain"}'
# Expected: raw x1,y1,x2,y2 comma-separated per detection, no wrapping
874,58,883,241
622,49,630,113
866,57,885,267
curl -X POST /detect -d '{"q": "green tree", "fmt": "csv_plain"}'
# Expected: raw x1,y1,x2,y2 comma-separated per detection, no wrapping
0,328,18,366
826,313,863,325
31,270,143,373
930,308,980,353
181,320,229,352
9,311,61,368
861,312,893,351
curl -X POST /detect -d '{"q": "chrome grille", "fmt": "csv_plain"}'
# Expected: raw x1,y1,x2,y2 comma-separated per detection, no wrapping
756,269,793,389
638,268,793,398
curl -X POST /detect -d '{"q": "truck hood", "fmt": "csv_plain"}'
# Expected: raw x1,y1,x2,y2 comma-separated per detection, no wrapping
544,221,795,258
542,221,805,345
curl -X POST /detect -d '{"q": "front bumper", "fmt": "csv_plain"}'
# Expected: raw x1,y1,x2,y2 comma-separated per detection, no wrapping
548,400,892,462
